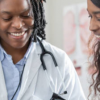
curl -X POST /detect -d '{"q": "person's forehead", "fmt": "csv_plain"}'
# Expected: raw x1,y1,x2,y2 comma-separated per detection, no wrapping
0,0,30,12
91,0,100,8
0,0,29,7
87,0,100,17
87,0,100,11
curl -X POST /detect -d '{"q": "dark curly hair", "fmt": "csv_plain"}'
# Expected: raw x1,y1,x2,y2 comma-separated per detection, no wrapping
88,34,100,99
30,0,46,42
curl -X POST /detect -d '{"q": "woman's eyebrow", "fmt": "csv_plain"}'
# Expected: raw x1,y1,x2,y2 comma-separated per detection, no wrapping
93,11,100,14
1,11,11,15
87,9,100,15
1,8,30,15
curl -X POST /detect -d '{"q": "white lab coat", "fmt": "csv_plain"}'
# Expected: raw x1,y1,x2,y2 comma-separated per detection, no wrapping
0,40,86,100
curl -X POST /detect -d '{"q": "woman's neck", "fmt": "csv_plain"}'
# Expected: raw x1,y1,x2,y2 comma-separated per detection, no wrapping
1,40,31,64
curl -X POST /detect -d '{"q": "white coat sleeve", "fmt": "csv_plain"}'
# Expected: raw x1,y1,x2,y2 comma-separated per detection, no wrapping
58,52,86,100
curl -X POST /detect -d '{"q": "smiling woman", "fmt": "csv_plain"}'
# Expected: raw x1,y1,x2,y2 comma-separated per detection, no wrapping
0,0,46,99
87,0,100,99
0,0,46,64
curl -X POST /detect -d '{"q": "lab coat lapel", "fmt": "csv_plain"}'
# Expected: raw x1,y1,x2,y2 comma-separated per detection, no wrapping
17,43,41,100
0,61,8,100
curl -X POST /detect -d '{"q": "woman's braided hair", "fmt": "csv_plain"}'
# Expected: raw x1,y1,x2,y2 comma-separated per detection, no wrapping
30,0,46,42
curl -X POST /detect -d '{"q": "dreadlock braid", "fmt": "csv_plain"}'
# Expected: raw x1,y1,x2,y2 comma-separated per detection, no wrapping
30,0,46,42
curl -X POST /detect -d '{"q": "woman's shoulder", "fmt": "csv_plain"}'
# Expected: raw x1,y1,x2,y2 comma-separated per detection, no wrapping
36,39,73,70
42,40,72,66
42,40,66,56
41,40,75,79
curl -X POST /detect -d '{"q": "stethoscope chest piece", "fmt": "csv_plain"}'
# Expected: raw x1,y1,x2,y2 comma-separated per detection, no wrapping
50,93,66,100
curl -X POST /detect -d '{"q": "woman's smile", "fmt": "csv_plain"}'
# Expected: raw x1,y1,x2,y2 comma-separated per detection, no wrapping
8,31,27,40
95,34,100,40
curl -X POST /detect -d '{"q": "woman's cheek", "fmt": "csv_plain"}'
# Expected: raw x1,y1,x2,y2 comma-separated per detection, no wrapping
24,18,34,27
0,20,11,31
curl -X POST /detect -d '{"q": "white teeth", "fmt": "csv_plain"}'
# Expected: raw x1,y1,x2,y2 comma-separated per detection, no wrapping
96,35,100,38
10,32,25,36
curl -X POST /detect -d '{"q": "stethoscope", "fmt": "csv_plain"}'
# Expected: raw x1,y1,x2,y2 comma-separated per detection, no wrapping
11,38,67,100
37,38,67,100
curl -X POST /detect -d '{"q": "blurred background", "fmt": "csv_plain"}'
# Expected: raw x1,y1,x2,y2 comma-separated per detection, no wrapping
44,0,92,98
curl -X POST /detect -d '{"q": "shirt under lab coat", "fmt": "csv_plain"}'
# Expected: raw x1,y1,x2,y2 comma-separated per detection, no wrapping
0,40,86,100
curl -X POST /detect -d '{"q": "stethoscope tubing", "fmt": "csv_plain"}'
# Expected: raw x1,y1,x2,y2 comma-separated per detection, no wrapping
11,64,25,100
37,37,67,94
37,38,58,70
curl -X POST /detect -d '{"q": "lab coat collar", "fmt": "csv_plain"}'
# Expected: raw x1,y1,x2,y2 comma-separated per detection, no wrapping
17,42,42,100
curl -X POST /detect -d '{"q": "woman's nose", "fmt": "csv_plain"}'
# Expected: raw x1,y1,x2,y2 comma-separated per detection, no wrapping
11,17,25,29
89,18,99,32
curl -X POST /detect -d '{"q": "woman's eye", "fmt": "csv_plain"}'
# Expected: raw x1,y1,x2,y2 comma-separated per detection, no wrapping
88,15,92,18
23,16,29,18
3,18,12,21
97,18,100,21
22,14,30,18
